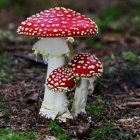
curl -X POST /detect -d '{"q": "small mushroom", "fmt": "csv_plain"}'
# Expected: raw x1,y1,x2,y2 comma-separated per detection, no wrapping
46,67,76,121
68,53,103,116
17,7,97,121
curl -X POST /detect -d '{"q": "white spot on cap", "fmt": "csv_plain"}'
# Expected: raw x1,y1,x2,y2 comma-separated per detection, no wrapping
41,24,45,27
60,83,65,86
25,28,29,31
88,65,95,69
79,60,84,64
53,29,58,32
56,24,59,27
52,24,56,27
39,29,43,32
67,15,71,17
77,66,81,68
55,82,59,86
27,22,32,26
21,22,26,25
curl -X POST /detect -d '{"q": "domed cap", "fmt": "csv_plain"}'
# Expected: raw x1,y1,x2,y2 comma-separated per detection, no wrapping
68,53,103,78
17,7,98,37
46,67,76,92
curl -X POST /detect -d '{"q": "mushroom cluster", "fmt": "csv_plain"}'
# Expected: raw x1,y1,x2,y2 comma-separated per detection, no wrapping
68,53,103,116
17,7,102,122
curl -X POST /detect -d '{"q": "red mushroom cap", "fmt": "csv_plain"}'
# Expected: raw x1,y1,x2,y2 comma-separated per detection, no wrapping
17,7,98,37
68,53,103,78
46,67,76,92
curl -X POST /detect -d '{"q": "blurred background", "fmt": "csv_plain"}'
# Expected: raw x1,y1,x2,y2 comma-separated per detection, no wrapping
0,0,140,84
0,0,140,55
0,0,140,140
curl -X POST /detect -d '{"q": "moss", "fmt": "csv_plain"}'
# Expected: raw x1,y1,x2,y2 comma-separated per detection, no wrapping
90,124,112,140
0,52,16,83
48,120,70,140
0,129,38,140
122,51,137,63
86,103,103,119
0,97,11,120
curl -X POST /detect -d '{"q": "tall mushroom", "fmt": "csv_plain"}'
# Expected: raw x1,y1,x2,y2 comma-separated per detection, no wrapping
68,53,103,116
33,38,71,120
46,67,76,121
17,7,97,121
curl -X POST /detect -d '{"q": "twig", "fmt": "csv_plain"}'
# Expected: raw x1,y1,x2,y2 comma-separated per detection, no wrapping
13,52,46,65
125,102,140,107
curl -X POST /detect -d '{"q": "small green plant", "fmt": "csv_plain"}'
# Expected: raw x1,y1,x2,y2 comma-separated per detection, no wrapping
48,120,70,140
0,97,11,119
90,124,112,140
57,132,70,140
106,115,115,122
48,120,62,133
0,31,15,42
0,52,16,83
102,5,120,23
0,0,10,7
0,52,10,63
136,48,140,55
96,4,121,32
96,95,105,103
95,42,103,49
122,51,137,63
0,128,38,140
135,108,140,116
86,103,103,119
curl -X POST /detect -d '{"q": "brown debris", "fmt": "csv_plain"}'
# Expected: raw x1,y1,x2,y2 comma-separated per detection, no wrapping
125,102,140,107
117,117,140,131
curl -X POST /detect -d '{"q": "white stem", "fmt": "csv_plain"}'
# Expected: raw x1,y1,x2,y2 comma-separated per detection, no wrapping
39,52,72,121
54,92,72,122
33,38,73,121
40,56,65,119
71,79,89,116
46,56,65,79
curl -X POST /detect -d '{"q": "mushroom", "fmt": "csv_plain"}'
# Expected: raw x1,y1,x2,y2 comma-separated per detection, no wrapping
17,7,97,121
68,53,103,116
46,67,76,121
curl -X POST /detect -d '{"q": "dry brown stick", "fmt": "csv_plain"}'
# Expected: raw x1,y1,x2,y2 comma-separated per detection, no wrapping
125,102,140,107
116,102,140,109
0,45,31,53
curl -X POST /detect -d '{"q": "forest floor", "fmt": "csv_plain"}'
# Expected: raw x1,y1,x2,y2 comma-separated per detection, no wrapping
0,2,140,140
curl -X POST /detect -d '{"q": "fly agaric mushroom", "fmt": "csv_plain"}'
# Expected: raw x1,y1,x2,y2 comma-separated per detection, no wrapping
46,67,76,121
68,53,103,116
17,7,97,121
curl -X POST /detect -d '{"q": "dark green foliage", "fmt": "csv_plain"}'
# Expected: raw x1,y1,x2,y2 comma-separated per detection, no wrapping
90,125,112,140
102,5,120,23
0,0,10,7
48,120,63,133
0,129,38,140
122,51,137,63
0,0,76,15
48,120,70,140
96,5,121,32
86,103,103,119
0,97,11,119
0,52,16,83
0,52,10,63
57,132,70,140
